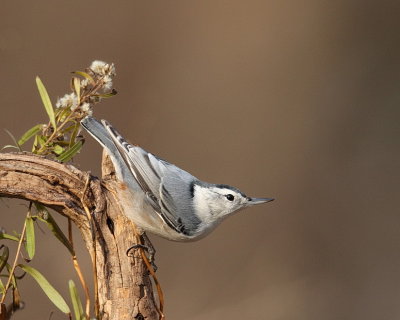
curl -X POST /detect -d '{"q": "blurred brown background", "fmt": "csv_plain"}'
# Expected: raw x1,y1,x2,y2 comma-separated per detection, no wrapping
1,1,400,319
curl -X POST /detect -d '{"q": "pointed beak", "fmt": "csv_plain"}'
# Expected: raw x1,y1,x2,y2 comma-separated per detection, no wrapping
247,197,275,205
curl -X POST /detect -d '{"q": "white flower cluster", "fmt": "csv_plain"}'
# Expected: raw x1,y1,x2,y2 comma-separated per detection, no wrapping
54,60,116,117
55,93,79,110
90,60,116,91
81,102,91,113
90,60,116,76
55,90,93,116
80,78,90,89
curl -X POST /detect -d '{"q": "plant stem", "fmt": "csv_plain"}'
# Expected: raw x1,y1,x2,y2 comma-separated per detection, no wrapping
36,113,75,155
68,218,91,318
0,206,31,304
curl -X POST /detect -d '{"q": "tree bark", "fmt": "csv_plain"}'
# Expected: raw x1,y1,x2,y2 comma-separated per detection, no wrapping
0,152,159,320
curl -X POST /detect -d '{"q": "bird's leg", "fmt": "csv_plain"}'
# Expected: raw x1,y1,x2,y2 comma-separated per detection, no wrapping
126,233,157,271
141,233,156,264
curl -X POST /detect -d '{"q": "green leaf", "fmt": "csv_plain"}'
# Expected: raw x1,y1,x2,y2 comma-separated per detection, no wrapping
5,264,17,290
53,144,64,155
37,135,47,147
72,71,94,85
19,264,70,314
36,77,56,129
25,216,35,259
0,233,20,242
73,77,81,101
14,272,26,281
56,107,71,123
69,280,86,320
35,204,74,255
57,140,82,162
32,135,38,152
18,124,43,146
0,246,9,273
1,145,20,151
69,124,80,147
3,129,22,152
0,278,5,295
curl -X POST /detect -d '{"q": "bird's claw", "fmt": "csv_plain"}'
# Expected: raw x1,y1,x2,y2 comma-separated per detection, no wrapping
126,234,157,272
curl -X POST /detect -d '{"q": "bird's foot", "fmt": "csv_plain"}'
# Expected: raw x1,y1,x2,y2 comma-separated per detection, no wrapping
126,234,157,272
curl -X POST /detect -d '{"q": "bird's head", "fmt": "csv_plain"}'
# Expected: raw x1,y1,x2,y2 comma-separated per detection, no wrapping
193,183,274,223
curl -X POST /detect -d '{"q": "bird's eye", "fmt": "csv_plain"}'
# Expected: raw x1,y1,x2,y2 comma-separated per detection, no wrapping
226,194,234,201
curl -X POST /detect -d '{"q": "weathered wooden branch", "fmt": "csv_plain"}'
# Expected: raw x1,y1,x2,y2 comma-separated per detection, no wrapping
0,152,159,320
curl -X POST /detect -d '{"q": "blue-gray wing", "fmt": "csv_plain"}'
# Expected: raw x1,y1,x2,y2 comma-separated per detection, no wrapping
102,119,201,235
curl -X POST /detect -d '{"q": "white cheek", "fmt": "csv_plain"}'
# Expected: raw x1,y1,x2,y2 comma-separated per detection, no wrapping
192,186,213,222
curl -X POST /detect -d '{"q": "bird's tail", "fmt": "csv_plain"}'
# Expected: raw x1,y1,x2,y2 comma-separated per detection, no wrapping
81,116,118,155
80,116,138,188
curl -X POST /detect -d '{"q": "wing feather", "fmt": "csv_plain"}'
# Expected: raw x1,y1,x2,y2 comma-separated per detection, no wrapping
102,120,201,235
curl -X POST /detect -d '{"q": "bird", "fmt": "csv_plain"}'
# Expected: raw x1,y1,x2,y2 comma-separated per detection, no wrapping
81,116,274,242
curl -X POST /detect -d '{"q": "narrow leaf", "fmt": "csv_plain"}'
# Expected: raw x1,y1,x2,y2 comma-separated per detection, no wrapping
25,217,35,259
18,124,43,146
0,246,9,273
14,272,26,280
37,135,47,147
73,78,81,101
32,135,38,152
69,280,85,320
5,264,17,290
56,107,71,123
0,233,20,242
1,145,20,151
69,124,80,147
35,205,74,255
36,77,56,129
72,71,94,85
19,264,70,314
57,140,82,162
53,144,64,155
0,278,5,294
3,129,22,151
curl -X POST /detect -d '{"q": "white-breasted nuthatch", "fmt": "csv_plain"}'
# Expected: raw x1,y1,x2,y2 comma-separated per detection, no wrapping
81,116,274,241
